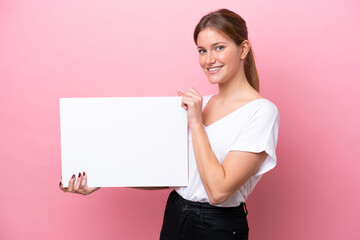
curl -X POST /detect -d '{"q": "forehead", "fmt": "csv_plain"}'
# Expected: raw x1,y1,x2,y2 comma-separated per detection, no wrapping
197,28,233,46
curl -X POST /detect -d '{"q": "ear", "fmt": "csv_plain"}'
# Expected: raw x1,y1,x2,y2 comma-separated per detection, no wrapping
240,40,251,60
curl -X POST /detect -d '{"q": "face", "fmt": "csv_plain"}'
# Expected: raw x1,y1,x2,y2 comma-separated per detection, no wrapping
196,28,245,85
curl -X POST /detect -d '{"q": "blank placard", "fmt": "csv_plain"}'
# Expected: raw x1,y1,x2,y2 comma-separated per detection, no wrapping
60,97,188,187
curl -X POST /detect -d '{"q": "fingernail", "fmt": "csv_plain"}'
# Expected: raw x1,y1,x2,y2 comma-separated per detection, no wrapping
78,172,81,177
83,172,86,176
72,174,75,178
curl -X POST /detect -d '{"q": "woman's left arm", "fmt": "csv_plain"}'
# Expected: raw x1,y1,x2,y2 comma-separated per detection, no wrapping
190,124,267,205
179,88,267,205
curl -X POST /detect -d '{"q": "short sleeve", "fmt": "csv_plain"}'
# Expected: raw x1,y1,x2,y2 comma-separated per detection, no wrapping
228,102,280,176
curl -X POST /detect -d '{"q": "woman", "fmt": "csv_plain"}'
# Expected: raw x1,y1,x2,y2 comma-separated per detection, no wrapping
60,9,279,240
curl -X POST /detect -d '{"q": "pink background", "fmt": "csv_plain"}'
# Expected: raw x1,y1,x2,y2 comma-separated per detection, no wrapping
1,0,359,239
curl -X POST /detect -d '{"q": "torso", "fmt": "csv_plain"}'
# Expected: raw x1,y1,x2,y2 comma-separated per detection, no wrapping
176,94,277,206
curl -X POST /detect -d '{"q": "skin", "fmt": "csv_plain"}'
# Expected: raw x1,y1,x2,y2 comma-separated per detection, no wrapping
59,28,268,202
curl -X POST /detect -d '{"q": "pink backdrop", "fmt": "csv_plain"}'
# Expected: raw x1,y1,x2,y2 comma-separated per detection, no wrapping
1,0,359,239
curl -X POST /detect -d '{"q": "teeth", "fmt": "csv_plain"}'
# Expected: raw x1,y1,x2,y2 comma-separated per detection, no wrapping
209,67,222,72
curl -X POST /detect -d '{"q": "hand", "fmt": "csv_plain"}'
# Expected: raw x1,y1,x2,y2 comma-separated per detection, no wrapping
177,88,203,126
59,172,100,195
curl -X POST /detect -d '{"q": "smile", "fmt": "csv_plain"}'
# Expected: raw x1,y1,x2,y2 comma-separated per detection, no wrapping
207,66,223,73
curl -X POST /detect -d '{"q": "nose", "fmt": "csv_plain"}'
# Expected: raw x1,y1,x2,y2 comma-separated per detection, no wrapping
206,51,216,65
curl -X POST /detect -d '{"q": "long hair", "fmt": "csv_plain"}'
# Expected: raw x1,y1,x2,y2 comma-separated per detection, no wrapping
193,9,260,92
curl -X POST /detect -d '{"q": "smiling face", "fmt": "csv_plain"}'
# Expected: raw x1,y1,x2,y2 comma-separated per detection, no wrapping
196,28,244,85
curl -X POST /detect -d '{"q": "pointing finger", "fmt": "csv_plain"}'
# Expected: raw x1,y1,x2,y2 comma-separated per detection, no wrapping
185,91,201,101
177,91,184,96
189,87,200,95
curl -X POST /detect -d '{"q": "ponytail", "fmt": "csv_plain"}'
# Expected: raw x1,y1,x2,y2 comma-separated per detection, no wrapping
244,48,259,92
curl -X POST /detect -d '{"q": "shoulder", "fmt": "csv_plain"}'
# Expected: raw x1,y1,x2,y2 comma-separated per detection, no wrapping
247,98,279,121
254,98,278,112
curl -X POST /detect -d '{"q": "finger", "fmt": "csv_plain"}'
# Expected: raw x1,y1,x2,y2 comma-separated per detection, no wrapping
188,87,201,95
188,87,202,99
182,96,196,108
59,181,69,192
184,91,201,101
179,93,188,110
186,89,202,101
74,172,82,191
177,91,184,96
68,174,76,192
181,99,188,110
82,172,96,195
81,172,87,191
181,96,192,110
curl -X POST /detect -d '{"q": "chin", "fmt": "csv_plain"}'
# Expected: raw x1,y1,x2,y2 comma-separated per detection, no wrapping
207,79,219,85
206,76,225,85
209,81,219,85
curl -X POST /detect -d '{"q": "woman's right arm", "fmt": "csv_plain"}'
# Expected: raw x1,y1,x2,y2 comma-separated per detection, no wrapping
59,172,100,195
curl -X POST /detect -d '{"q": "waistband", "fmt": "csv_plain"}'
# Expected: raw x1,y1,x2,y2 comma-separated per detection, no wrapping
171,190,248,215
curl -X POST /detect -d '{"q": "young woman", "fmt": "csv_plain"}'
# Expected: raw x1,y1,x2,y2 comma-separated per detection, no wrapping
60,9,279,240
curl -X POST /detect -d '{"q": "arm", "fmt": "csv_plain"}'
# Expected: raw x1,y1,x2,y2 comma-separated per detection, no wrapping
190,123,267,205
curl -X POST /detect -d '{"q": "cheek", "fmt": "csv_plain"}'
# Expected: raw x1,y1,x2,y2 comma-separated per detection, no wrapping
199,56,206,68
217,52,226,62
222,52,240,68
219,51,234,63
218,52,232,65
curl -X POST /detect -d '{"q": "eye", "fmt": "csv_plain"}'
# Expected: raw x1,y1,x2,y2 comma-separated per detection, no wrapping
198,49,206,54
216,46,224,51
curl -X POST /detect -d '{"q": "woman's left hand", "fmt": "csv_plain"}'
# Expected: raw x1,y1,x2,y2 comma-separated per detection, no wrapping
177,88,203,127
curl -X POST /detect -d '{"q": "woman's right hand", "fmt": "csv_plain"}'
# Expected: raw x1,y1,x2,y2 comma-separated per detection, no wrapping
59,172,100,195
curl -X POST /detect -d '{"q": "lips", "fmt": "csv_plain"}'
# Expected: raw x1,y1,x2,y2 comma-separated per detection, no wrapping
207,66,223,74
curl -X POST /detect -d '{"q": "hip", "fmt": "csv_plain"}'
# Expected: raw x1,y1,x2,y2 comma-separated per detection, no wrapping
160,190,249,240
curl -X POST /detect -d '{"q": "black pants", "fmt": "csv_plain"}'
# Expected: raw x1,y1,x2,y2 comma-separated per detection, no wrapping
160,190,249,240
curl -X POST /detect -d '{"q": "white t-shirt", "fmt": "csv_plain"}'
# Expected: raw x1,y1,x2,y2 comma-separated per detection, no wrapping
175,95,280,207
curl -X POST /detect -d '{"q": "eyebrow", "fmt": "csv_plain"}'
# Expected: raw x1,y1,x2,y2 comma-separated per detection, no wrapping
197,42,227,49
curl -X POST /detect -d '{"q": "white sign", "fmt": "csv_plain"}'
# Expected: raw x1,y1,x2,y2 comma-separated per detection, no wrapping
60,97,188,187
